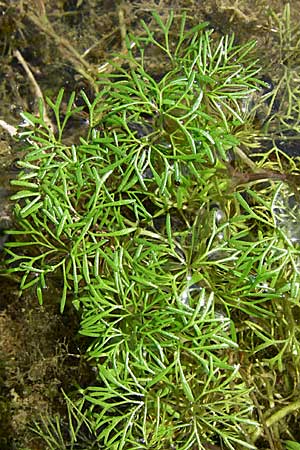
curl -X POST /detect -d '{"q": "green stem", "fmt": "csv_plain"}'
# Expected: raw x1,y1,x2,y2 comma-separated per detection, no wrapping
265,401,300,427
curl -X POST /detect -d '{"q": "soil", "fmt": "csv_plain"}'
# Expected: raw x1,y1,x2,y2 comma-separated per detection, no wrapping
0,275,94,449
1,0,300,448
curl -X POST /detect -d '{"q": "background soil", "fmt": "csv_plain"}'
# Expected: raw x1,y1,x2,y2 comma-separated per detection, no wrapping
1,1,300,448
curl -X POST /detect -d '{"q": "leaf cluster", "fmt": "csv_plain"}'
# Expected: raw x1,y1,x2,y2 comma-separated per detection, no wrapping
4,11,300,450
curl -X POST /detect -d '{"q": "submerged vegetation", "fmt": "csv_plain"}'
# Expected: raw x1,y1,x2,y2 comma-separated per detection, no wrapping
2,3,300,450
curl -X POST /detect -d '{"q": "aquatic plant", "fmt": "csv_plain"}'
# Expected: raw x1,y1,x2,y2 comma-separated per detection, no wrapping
4,10,300,450
285,441,300,450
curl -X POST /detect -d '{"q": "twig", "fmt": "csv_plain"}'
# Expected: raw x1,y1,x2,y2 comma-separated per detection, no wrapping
27,11,97,92
13,49,54,132
0,119,17,137
118,3,127,54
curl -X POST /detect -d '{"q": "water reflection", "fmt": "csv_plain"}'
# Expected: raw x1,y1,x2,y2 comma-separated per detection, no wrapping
272,182,300,243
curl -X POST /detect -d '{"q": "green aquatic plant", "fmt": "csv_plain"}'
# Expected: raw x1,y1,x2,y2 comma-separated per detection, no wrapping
251,3,300,163
31,391,100,450
4,12,262,310
4,10,300,450
285,442,300,450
